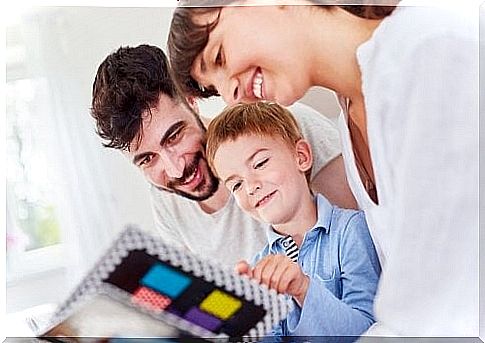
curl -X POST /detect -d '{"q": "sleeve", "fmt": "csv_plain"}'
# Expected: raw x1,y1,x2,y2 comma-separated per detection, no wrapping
149,186,187,249
368,33,479,335
250,246,288,338
287,102,342,180
285,212,381,336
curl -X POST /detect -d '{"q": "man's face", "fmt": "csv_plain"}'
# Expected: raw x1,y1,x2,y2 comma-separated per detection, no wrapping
125,94,219,201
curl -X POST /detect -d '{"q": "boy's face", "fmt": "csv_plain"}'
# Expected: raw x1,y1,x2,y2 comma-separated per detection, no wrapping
213,134,312,225
189,5,312,106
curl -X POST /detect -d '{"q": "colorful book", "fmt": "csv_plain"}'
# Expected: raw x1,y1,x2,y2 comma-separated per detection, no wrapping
37,227,290,340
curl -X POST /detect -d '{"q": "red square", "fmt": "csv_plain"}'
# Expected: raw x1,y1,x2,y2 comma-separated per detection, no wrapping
131,286,172,313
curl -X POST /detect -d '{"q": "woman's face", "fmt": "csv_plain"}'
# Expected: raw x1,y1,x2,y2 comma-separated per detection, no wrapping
190,5,314,106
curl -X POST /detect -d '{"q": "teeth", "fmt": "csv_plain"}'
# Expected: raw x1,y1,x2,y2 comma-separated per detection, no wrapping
252,71,263,99
183,167,197,185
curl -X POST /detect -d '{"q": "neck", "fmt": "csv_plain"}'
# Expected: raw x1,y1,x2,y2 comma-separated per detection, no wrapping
273,192,317,247
198,184,230,214
306,7,383,100
197,114,230,214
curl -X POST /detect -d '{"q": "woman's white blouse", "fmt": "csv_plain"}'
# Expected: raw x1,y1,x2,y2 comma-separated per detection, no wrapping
336,3,479,336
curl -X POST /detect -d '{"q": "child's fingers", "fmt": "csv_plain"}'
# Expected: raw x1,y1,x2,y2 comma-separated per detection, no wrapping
270,262,292,292
253,254,285,285
252,256,273,285
278,263,301,295
234,260,252,276
259,258,280,288
255,255,289,291
288,274,310,306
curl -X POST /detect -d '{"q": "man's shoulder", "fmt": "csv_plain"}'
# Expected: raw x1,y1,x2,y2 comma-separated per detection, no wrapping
150,185,180,206
287,102,335,128
149,185,195,217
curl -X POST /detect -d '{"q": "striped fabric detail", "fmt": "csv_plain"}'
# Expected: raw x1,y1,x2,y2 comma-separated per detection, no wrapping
280,235,299,263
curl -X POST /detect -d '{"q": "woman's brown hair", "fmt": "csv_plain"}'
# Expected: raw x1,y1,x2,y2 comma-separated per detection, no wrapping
167,1,398,98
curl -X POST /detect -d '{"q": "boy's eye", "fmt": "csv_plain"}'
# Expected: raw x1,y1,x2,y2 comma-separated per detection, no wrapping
254,158,269,169
231,181,242,193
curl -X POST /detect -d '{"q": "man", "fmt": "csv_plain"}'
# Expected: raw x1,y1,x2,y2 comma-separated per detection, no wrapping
91,44,356,266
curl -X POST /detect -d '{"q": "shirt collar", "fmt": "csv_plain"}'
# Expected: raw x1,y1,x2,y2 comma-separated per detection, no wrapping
314,193,333,233
265,193,333,248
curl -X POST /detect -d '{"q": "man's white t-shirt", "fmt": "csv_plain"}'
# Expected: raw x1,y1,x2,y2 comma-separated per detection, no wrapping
337,4,478,336
150,102,341,267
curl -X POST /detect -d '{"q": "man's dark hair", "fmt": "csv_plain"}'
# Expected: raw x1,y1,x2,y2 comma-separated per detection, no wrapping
91,44,179,151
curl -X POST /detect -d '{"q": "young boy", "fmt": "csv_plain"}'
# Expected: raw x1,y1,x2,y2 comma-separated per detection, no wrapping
205,102,381,338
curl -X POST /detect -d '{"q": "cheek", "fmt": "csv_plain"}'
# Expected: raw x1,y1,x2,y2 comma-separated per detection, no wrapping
270,71,308,107
144,165,166,187
224,30,268,72
265,168,289,186
181,131,206,153
233,193,253,214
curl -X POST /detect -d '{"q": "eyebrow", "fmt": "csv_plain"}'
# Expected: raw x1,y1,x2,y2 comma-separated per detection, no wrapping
223,148,269,185
132,120,185,165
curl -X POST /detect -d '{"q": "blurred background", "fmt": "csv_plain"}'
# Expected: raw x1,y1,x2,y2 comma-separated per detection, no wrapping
5,4,342,329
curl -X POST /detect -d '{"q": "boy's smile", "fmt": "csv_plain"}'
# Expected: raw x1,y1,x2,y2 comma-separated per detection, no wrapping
213,134,313,228
254,189,277,209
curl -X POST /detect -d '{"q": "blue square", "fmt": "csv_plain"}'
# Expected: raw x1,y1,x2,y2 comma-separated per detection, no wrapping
141,263,191,298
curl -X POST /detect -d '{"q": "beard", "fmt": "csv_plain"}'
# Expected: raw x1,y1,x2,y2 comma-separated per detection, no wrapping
156,151,219,202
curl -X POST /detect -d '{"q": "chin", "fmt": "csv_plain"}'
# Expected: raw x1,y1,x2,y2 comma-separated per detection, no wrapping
257,213,281,226
271,96,295,108
278,98,295,107
277,88,306,107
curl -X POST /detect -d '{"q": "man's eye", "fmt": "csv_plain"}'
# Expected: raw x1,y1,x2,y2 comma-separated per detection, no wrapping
166,128,183,145
139,155,153,167
254,158,269,169
231,181,242,193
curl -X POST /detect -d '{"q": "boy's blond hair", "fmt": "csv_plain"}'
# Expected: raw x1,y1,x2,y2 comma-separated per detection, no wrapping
206,102,304,178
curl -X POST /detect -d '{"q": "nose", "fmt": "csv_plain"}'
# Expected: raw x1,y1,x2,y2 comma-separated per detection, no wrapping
213,71,241,105
159,150,185,179
246,178,262,196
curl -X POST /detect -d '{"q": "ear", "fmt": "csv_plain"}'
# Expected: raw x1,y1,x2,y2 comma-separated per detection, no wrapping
295,139,313,173
186,96,199,114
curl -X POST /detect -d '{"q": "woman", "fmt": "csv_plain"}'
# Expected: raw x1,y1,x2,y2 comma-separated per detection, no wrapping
167,0,479,337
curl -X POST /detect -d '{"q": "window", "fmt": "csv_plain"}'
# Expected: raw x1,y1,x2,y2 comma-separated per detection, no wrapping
6,27,64,283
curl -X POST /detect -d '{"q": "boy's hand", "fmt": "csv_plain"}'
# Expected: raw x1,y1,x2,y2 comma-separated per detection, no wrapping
235,260,253,278
235,255,310,306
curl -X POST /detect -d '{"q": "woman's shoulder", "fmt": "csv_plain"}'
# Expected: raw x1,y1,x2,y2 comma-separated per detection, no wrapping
357,3,477,113
375,4,475,48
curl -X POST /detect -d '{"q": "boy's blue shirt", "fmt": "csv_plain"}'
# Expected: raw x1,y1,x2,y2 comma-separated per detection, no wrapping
253,194,381,337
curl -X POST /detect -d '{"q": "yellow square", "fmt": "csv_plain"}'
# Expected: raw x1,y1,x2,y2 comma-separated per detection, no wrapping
199,289,242,320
